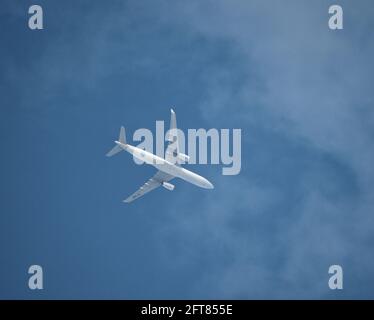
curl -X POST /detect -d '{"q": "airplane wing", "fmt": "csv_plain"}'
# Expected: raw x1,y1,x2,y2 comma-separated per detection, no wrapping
123,170,174,203
165,109,180,165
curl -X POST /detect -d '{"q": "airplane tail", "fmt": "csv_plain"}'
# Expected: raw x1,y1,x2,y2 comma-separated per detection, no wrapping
106,126,126,157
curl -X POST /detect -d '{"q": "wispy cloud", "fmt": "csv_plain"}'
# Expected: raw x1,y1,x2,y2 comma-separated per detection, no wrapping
154,0,374,298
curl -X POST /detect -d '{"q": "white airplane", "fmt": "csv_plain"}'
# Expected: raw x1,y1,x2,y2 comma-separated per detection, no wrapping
106,109,214,203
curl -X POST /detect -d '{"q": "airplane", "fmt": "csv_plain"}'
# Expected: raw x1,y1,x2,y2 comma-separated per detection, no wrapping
106,109,214,203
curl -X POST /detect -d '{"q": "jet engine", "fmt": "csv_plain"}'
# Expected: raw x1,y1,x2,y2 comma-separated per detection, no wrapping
177,153,190,163
162,182,175,191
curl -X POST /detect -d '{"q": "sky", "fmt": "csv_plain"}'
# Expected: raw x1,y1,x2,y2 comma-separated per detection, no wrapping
0,0,374,299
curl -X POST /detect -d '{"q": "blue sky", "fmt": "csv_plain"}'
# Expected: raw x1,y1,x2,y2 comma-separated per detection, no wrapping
1,0,374,299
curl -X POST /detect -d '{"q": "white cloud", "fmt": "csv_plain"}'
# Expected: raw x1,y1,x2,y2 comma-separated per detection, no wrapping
155,0,374,298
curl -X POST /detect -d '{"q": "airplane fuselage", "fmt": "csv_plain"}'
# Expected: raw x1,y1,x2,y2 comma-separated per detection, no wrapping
115,141,214,189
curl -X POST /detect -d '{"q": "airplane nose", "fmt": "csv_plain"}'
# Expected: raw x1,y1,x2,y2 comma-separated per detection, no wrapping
204,179,214,189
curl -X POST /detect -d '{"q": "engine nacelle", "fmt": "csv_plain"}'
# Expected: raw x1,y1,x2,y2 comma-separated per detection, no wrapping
162,182,175,191
177,153,190,163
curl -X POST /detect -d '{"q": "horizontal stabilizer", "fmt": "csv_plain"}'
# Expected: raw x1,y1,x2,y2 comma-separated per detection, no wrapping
106,145,122,157
106,126,127,157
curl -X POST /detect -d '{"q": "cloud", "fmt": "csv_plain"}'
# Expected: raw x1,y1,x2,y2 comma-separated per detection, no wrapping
154,0,374,298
